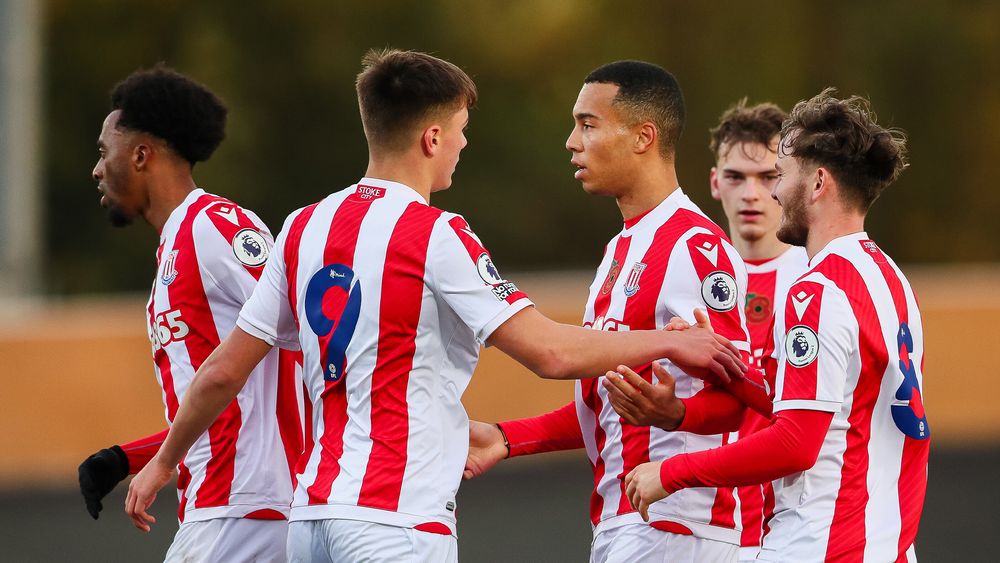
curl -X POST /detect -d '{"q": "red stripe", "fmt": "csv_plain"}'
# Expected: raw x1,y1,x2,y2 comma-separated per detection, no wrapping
167,194,244,509
244,509,286,520
814,255,887,560
672,213,744,527
582,381,609,526
284,204,321,329
614,214,691,517
782,281,825,401
584,234,630,524
203,202,269,280
176,462,191,522
860,243,929,560
649,520,693,535
276,349,304,488
747,270,778,369
148,278,180,420
445,216,528,305
279,205,320,492
358,203,443,510
305,196,376,505
739,265,778,546
297,381,314,479
685,230,746,344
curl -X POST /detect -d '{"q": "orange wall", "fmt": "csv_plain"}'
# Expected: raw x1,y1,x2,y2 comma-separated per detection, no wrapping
1,267,996,487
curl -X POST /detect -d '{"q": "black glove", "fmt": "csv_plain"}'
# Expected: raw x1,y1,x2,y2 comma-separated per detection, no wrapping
78,445,129,520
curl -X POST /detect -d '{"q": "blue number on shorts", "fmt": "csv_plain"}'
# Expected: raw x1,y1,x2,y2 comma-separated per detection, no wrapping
304,264,362,383
891,322,930,440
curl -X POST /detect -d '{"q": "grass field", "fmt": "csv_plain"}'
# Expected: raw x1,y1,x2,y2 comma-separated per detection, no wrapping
2,447,995,562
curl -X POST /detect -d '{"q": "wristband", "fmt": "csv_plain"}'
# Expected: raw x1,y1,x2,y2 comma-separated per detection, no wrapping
495,423,511,459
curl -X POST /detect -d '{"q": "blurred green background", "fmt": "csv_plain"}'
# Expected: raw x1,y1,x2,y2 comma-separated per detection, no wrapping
3,1,998,561
42,0,1000,294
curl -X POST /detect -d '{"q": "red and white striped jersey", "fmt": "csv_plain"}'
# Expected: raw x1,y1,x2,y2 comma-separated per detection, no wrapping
761,233,929,562
237,178,532,536
147,189,301,523
735,246,809,549
576,189,751,544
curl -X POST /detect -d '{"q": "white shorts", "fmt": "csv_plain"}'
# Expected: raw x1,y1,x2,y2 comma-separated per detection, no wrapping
738,546,760,562
164,517,288,563
590,524,738,563
287,519,457,563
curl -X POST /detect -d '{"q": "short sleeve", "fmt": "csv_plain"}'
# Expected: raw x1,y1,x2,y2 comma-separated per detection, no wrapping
237,210,303,350
669,230,751,351
196,201,275,305
773,279,856,413
426,214,533,344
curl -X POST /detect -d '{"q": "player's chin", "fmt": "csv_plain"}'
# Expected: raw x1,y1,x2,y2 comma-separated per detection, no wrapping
107,206,134,228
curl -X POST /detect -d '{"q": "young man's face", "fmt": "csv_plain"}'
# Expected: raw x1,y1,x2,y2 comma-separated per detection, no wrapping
710,139,781,244
772,138,812,247
566,82,636,197
430,106,469,193
92,110,145,227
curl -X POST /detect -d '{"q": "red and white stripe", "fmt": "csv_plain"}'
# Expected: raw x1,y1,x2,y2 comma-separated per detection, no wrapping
575,189,750,545
734,247,808,552
147,189,300,523
238,178,531,535
761,233,929,562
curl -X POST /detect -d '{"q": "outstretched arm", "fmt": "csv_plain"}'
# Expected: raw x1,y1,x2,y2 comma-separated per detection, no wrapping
465,403,584,479
624,408,833,521
487,307,745,382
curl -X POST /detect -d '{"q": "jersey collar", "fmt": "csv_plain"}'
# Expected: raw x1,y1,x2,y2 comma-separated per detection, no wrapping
809,231,869,268
355,177,427,205
159,188,207,239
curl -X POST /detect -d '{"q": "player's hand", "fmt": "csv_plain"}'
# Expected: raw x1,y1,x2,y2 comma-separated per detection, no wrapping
464,421,508,479
666,308,746,385
603,362,684,430
625,461,669,522
78,445,130,519
662,316,691,331
124,456,175,532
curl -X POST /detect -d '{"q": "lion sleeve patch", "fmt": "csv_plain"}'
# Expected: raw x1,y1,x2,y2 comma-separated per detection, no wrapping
778,280,825,401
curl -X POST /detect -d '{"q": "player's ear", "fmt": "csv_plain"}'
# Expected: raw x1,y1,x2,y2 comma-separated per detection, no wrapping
709,167,722,200
634,122,657,155
812,167,830,202
421,125,442,157
132,143,149,171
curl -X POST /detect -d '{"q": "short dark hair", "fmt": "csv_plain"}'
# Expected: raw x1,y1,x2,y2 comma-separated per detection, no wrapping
709,99,787,161
781,88,908,211
584,61,685,157
110,64,227,166
356,48,478,153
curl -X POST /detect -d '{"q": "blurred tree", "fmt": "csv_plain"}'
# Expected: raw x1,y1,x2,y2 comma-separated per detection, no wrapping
42,0,1000,294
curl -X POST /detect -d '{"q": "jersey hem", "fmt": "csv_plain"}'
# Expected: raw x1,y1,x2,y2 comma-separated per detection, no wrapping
181,503,291,523
773,399,841,413
288,504,457,537
592,512,740,545
236,316,301,350
479,298,533,346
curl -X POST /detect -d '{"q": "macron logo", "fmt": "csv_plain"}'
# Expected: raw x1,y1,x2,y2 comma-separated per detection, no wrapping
696,241,719,266
214,206,241,226
792,290,814,321
356,185,386,200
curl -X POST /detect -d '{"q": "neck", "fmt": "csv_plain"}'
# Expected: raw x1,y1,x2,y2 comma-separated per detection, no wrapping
730,232,791,262
145,168,198,233
616,157,679,222
365,151,433,203
805,209,866,259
